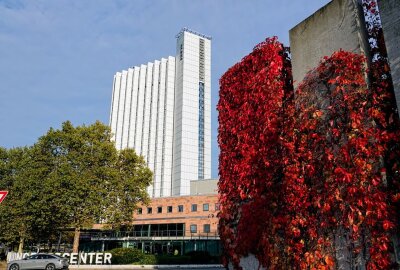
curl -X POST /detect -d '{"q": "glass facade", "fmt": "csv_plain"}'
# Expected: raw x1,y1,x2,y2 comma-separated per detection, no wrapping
198,82,205,180
198,37,205,179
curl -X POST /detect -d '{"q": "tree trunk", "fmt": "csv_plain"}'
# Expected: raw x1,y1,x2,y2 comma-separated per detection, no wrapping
18,237,24,254
73,227,80,253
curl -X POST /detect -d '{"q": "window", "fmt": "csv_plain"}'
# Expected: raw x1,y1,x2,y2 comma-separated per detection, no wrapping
191,204,197,212
147,207,152,214
198,81,205,179
167,206,173,213
215,203,221,211
190,224,197,233
178,205,184,212
43,255,55,259
137,208,143,215
157,206,162,213
203,203,209,211
203,224,210,233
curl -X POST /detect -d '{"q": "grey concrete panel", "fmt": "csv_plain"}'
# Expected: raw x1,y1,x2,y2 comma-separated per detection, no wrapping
190,178,218,195
379,0,400,115
290,0,370,86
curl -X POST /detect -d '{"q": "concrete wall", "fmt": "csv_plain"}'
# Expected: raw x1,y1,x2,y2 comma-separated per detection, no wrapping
290,0,370,86
228,254,266,270
190,178,218,195
379,0,400,115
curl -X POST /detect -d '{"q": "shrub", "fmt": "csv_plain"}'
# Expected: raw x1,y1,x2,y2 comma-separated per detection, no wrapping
137,254,157,265
109,248,145,264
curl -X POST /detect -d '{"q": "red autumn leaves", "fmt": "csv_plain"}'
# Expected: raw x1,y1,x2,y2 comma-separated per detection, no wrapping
218,37,292,268
217,37,400,270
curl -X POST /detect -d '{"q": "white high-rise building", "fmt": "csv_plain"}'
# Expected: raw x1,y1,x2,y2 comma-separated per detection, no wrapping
110,28,211,197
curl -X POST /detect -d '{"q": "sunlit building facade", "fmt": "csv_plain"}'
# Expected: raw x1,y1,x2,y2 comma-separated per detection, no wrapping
109,28,211,197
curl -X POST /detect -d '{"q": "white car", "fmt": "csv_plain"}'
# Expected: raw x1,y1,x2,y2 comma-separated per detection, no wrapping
8,254,69,270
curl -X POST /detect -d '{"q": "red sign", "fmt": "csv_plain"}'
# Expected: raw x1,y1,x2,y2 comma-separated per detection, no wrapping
0,191,8,203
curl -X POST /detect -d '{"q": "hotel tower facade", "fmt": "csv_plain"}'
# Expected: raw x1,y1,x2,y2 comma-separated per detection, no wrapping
109,28,211,198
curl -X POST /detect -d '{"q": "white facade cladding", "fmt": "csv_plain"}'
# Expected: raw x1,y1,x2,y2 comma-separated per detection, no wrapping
173,29,211,196
110,28,211,197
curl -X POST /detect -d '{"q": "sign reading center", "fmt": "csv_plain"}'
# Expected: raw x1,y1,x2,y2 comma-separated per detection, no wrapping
7,252,112,265
55,253,112,265
0,191,8,204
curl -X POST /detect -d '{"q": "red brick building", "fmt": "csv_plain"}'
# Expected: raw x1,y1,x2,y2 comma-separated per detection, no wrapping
134,194,219,235
85,179,221,256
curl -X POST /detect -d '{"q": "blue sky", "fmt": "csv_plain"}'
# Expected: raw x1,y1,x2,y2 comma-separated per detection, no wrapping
0,0,330,177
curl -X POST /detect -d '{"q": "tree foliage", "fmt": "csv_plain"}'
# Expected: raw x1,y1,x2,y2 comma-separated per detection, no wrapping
0,121,152,252
0,147,38,252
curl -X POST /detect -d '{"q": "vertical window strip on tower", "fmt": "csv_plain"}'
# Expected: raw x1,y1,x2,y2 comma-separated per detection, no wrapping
134,68,142,150
149,62,160,197
110,75,117,130
147,64,155,165
198,38,205,179
141,66,149,155
161,60,169,196
115,73,123,150
121,72,129,149
154,61,163,197
153,62,161,197
127,69,135,148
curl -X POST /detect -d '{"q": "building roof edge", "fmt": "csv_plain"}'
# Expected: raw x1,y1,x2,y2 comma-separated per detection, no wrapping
175,27,212,40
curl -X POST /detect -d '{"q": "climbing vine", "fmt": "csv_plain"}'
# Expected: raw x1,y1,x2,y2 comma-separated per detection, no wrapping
218,11,400,267
218,37,292,269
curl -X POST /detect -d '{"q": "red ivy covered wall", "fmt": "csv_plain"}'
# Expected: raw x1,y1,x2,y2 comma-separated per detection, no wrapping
285,50,400,270
218,37,293,269
218,37,400,270
218,1,400,269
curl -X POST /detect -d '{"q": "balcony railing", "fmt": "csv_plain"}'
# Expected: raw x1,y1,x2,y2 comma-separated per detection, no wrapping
90,230,219,240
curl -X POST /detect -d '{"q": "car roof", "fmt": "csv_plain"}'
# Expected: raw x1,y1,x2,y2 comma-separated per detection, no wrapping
30,253,56,256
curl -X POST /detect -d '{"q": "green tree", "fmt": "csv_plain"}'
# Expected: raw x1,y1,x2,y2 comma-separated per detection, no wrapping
0,121,152,253
33,121,152,252
0,147,42,252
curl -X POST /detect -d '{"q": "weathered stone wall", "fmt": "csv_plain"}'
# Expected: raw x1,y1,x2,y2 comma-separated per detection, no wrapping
378,0,400,115
290,0,370,86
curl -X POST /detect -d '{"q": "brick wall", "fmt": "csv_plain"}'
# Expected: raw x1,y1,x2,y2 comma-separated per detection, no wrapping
133,194,219,235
